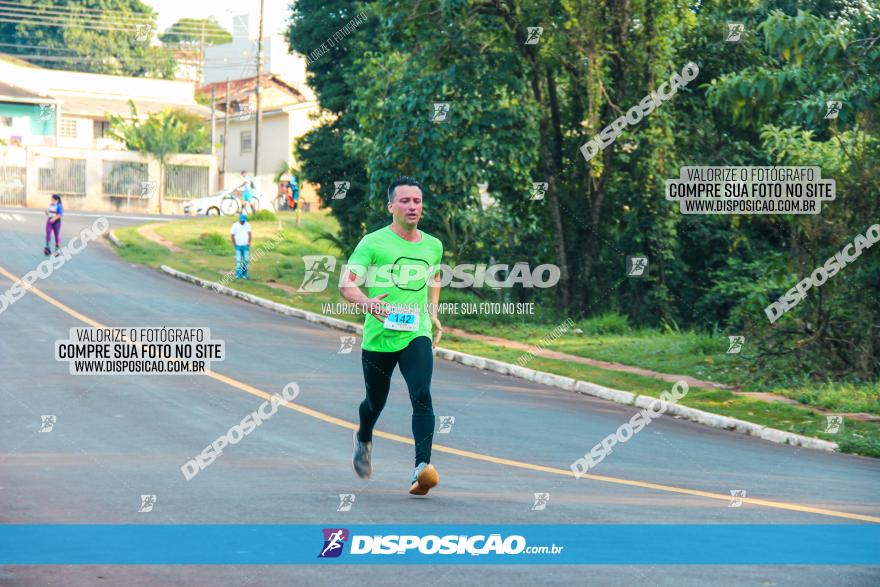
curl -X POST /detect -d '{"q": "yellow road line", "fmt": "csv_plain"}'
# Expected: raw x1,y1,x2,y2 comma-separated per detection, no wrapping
2,264,878,524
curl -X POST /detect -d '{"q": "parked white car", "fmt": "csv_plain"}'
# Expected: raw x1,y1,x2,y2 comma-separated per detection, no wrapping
183,188,271,216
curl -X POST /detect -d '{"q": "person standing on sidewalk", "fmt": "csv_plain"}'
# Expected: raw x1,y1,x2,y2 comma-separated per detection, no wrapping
230,213,252,279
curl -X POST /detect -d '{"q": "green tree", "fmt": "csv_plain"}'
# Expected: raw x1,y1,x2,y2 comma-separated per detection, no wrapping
0,0,175,78
346,2,541,258
288,0,879,385
705,6,880,380
108,102,210,214
287,0,377,253
159,17,232,46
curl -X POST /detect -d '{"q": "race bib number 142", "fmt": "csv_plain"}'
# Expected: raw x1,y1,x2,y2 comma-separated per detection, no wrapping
383,312,419,331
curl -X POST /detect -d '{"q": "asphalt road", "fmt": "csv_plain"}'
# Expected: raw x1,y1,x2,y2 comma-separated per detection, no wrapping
1,208,878,586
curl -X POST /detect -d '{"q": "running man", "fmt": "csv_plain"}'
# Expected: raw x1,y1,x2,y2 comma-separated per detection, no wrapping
339,176,444,495
44,194,63,256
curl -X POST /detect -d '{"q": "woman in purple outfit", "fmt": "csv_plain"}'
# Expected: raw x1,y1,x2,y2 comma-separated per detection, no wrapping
44,194,63,256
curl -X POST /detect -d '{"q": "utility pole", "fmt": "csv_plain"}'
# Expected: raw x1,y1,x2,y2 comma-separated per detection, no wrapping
253,0,265,187
223,78,230,188
199,20,205,80
210,87,216,158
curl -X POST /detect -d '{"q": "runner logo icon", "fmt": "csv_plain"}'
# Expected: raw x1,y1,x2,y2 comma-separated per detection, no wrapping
432,102,450,122
337,494,355,512
333,181,350,200
825,101,842,119
319,528,349,558
627,255,648,277
726,336,744,354
299,256,337,292
524,27,543,45
139,494,157,512
39,415,56,432
437,416,455,433
725,23,744,42
530,182,548,200
338,336,357,354
531,492,550,511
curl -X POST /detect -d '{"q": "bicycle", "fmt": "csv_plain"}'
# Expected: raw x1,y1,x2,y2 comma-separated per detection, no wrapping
273,190,298,212
221,190,260,215
274,187,302,226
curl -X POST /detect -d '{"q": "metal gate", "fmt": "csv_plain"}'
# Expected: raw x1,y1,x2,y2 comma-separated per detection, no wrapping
165,164,209,200
0,165,26,206
37,157,86,196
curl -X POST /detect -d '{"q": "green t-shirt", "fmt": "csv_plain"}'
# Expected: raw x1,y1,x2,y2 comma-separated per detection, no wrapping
346,225,443,352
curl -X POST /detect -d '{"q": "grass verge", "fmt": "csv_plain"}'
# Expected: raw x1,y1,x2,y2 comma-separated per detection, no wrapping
111,212,879,457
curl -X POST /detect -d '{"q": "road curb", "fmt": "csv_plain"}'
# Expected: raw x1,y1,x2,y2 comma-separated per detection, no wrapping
106,230,122,247
158,265,839,454
160,265,360,334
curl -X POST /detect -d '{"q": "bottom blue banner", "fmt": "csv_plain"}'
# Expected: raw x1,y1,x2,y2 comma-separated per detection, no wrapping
0,525,877,565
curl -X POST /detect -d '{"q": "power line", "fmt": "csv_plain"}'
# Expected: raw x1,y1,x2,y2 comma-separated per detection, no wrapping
0,12,236,37
0,0,231,21
0,3,239,35
0,19,231,38
0,2,216,27
0,0,149,14
0,40,80,53
3,51,261,66
0,33,258,58
0,3,155,23
0,16,149,33
0,36,241,54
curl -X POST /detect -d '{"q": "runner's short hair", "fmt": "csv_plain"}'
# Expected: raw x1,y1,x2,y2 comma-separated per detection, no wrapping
387,176,422,202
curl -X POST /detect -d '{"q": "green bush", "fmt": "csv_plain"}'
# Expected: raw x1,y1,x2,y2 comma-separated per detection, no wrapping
273,259,297,279
185,232,230,255
249,210,277,222
782,381,880,416
575,312,631,335
686,333,722,356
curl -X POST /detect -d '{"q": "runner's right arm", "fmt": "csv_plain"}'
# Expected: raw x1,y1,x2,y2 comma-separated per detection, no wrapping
339,269,390,321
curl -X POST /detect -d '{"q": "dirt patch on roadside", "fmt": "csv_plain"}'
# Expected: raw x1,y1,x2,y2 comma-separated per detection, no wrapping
138,223,183,253
446,327,878,416
445,327,735,390
266,279,300,296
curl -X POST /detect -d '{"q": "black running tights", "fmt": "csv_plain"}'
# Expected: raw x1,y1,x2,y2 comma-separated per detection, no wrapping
358,336,435,467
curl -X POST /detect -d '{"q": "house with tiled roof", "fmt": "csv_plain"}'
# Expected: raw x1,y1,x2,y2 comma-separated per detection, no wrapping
0,54,216,212
198,74,323,208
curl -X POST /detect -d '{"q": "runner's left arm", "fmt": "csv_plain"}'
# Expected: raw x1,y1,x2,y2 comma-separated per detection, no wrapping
428,270,442,347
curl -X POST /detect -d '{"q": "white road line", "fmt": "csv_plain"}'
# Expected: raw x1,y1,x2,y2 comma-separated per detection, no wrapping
0,213,11,221
11,213,24,222
0,209,175,222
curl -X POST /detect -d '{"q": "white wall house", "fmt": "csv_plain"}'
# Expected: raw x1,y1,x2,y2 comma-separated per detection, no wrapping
0,55,216,213
0,54,209,150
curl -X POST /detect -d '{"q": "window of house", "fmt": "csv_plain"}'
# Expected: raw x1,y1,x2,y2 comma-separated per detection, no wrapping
240,130,252,154
94,120,111,139
60,118,78,138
